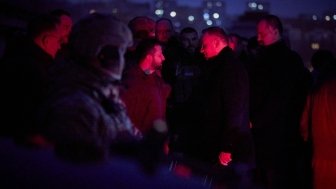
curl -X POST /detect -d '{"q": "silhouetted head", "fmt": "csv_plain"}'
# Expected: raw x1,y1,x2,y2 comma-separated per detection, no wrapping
128,16,155,40
155,18,175,44
180,27,199,54
257,14,283,46
200,26,228,60
28,14,62,58
50,9,73,45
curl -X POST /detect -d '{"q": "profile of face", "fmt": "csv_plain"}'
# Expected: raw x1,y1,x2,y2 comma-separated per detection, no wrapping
257,20,278,46
150,44,165,70
57,15,73,44
42,31,63,58
200,34,219,60
155,20,174,43
181,31,199,54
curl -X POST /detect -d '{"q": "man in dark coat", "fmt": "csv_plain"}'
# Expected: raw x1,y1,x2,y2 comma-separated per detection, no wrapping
249,14,312,189
1,14,62,144
182,27,254,189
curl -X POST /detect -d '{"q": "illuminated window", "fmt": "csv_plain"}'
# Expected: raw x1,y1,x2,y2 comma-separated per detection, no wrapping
170,11,177,17
249,2,257,8
257,4,263,10
311,42,320,50
312,15,318,21
155,9,164,16
188,15,195,22
203,13,210,20
206,20,213,26
89,9,96,14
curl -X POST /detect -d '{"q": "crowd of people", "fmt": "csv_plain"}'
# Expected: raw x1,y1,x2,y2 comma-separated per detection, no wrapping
0,8,335,189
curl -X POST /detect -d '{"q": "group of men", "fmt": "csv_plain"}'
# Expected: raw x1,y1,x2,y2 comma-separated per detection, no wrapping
2,8,334,189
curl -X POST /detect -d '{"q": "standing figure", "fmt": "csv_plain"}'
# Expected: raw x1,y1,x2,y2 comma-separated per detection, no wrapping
301,50,336,189
121,39,171,135
38,13,140,161
249,14,311,189
183,26,254,188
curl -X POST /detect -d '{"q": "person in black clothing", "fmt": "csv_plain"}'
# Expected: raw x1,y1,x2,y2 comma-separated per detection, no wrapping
180,26,255,189
1,14,62,145
249,14,312,189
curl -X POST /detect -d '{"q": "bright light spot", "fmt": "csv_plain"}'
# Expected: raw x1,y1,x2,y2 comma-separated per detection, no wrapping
257,4,263,10
333,15,336,20
170,11,177,17
311,42,320,50
89,9,96,14
155,9,164,16
325,15,331,21
188,15,195,22
213,13,220,19
203,13,210,20
206,20,213,26
312,15,318,20
251,2,257,8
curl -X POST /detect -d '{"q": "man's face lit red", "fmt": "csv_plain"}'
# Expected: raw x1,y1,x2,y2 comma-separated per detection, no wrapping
200,34,218,60
151,44,165,70
43,32,62,58
257,20,277,46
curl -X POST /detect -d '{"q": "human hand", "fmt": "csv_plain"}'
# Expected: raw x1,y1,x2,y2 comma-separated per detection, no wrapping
218,152,232,166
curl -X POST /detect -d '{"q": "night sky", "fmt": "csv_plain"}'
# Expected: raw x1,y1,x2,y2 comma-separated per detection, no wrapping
130,0,336,17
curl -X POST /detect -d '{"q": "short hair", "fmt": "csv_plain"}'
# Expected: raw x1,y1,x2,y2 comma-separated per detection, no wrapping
180,27,197,35
202,26,228,43
155,18,174,29
259,14,283,35
27,14,59,39
135,38,161,62
128,16,154,39
49,9,71,18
